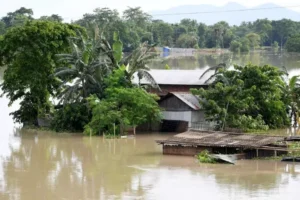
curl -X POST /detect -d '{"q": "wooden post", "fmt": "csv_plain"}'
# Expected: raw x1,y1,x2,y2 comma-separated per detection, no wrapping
113,123,116,138
274,150,277,157
256,149,259,158
133,125,136,135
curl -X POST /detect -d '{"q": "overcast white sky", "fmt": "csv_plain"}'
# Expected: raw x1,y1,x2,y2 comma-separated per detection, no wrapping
1,0,300,21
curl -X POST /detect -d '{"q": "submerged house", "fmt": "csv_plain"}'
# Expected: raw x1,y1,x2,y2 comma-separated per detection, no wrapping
157,130,288,159
158,92,204,130
134,69,214,132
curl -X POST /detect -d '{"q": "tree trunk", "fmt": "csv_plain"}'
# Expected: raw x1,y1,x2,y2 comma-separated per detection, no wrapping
222,101,230,131
133,125,136,135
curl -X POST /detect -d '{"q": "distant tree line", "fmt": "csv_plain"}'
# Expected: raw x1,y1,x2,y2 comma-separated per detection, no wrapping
1,7,300,52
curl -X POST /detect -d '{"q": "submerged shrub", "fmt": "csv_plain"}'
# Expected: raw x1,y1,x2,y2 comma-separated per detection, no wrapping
51,103,90,132
196,150,216,164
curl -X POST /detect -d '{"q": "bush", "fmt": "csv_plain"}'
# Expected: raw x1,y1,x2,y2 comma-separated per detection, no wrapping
51,103,90,132
196,150,216,164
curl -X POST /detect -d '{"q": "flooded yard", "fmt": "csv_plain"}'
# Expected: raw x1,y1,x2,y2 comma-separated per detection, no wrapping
0,129,299,200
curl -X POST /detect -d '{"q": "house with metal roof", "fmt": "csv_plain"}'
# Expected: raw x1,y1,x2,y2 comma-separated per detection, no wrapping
133,69,214,132
158,92,205,131
133,69,214,96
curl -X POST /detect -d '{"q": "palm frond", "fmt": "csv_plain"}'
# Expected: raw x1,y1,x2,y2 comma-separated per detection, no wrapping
138,70,160,91
200,63,227,80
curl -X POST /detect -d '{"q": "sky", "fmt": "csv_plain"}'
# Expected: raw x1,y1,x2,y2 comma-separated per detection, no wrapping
1,0,300,21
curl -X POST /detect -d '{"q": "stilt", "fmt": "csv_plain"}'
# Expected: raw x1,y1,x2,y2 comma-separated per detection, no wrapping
256,149,259,158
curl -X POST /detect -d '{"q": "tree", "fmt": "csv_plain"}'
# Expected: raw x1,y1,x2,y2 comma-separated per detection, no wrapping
253,19,272,46
180,18,198,33
230,40,241,53
39,14,63,22
123,7,151,29
272,19,296,49
197,23,207,47
0,21,84,124
1,7,33,28
176,33,198,48
0,21,6,35
85,68,162,135
286,76,300,127
193,64,290,131
151,21,173,46
246,33,261,50
240,37,250,52
286,35,300,53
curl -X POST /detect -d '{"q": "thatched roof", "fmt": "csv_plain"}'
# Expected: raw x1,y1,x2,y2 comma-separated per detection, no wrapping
156,130,285,149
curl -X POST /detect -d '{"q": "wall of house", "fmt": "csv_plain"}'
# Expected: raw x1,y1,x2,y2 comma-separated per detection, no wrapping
162,111,192,126
163,145,209,156
159,95,191,111
191,111,205,123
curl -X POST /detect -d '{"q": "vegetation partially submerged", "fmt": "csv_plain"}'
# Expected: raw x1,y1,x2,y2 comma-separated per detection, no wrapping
196,150,217,164
192,64,300,132
0,19,162,136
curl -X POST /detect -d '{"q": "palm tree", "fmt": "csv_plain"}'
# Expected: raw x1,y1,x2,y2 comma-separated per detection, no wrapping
122,42,160,89
199,63,227,84
281,66,300,127
288,76,300,127
55,34,113,104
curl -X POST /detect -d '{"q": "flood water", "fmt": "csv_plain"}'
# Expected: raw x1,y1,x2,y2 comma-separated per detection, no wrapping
150,51,300,77
1,53,300,200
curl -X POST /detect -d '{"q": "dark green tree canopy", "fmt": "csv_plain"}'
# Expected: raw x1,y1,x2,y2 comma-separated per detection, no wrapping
192,64,290,131
0,20,85,124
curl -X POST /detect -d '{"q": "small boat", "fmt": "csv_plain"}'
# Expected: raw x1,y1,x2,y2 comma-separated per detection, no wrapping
281,157,300,162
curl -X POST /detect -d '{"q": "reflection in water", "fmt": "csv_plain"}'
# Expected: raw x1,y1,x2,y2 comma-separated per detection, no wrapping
0,130,299,200
1,55,300,200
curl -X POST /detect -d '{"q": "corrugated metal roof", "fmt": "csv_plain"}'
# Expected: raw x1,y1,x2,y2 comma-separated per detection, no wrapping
171,92,201,110
157,130,285,149
133,69,214,86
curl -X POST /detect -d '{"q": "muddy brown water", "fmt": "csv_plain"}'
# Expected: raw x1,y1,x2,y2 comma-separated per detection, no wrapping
1,54,300,200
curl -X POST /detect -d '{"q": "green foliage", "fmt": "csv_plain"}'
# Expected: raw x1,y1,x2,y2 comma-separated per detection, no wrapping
240,38,250,52
51,103,90,132
227,115,269,132
54,32,115,104
272,41,279,49
0,20,85,124
85,68,162,135
230,40,241,53
176,33,198,48
193,64,290,131
246,33,261,50
39,14,63,22
196,150,216,164
3,7,300,50
113,32,123,63
286,35,300,53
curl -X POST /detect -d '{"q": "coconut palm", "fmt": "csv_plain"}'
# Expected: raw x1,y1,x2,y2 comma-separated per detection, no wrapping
122,42,160,89
199,63,227,83
281,66,300,127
